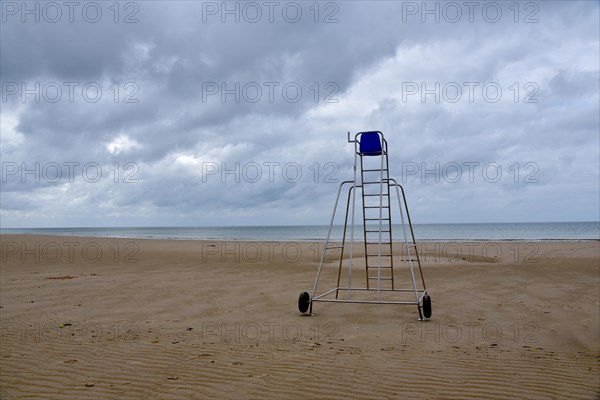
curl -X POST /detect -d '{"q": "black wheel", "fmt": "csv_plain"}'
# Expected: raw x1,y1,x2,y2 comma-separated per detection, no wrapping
298,292,310,314
422,294,432,319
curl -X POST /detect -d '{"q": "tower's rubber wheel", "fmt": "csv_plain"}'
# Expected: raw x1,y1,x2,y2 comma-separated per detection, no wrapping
422,294,432,319
298,292,311,314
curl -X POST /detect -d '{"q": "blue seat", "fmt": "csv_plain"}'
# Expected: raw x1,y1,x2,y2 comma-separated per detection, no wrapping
359,132,383,156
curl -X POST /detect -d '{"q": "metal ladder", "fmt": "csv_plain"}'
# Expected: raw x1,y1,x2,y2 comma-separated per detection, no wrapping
298,131,431,320
360,141,395,291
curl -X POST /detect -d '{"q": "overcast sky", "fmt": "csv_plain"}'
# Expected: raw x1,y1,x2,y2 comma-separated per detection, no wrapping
1,0,599,227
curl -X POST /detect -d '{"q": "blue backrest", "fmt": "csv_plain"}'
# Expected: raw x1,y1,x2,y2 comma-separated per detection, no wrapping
359,132,383,156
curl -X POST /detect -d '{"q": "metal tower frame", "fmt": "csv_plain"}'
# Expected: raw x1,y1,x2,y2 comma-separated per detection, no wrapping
298,131,431,320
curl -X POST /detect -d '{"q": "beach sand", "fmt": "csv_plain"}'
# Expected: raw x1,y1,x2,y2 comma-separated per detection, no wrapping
1,235,598,399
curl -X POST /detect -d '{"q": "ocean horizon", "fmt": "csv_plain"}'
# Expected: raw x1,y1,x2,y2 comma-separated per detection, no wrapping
1,222,598,241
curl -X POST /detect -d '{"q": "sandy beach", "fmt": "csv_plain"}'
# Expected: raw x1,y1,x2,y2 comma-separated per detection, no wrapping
1,235,598,399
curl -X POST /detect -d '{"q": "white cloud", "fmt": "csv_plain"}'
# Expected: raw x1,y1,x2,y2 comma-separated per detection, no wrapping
0,108,25,152
106,135,142,155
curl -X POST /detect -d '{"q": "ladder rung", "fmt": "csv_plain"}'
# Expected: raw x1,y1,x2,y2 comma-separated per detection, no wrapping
365,218,390,221
363,206,390,209
365,230,390,233
366,254,392,257
362,169,388,172
368,277,393,280
366,266,392,269
325,246,344,249
365,242,392,245
364,194,387,197
363,181,389,184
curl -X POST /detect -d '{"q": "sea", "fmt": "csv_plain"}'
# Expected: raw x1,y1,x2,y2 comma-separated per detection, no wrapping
1,222,598,241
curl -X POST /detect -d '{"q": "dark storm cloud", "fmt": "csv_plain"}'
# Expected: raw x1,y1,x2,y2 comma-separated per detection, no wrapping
1,1,599,226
